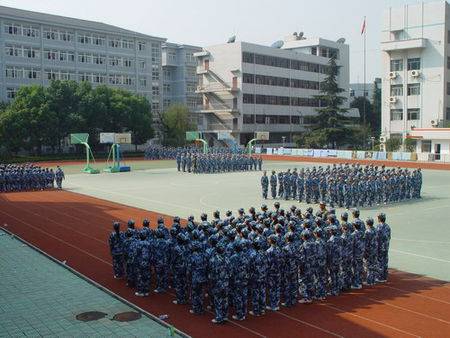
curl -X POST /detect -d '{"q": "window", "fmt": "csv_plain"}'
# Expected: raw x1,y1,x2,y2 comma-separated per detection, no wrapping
138,42,146,51
242,52,255,63
447,108,450,120
139,77,147,87
109,39,120,48
163,84,170,93
311,47,317,55
243,73,254,84
421,140,432,153
241,51,326,74
152,70,160,81
448,57,450,69
407,58,420,70
407,83,420,96
6,87,17,99
255,115,265,124
291,116,300,124
390,109,403,121
152,86,160,96
243,93,254,104
279,115,290,124
447,82,450,95
139,60,146,69
407,109,420,120
243,114,255,124
350,89,355,97
390,59,403,72
390,85,403,96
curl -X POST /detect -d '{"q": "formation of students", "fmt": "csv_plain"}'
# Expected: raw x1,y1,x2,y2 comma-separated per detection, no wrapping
0,164,65,192
108,204,391,324
177,153,263,174
144,145,244,161
261,163,423,207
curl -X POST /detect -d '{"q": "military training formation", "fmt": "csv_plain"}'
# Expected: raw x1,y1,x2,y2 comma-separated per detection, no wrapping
261,163,423,207
108,204,391,324
0,164,65,192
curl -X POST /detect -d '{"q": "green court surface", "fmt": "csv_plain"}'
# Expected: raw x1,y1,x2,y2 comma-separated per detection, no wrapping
0,230,182,338
48,160,175,175
64,160,450,282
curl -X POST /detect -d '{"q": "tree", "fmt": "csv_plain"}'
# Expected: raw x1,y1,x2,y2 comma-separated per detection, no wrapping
161,104,193,146
46,80,82,151
0,81,155,156
371,80,382,136
303,55,351,149
385,138,402,152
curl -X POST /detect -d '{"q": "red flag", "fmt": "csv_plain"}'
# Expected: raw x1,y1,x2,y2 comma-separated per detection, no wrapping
361,18,366,35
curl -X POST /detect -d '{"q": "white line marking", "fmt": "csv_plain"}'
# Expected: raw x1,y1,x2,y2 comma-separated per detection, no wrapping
360,294,450,325
392,238,450,245
391,249,450,264
276,311,344,338
384,285,450,305
0,209,112,266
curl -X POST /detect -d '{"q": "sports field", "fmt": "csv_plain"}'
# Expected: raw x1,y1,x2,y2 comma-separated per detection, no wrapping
2,157,450,337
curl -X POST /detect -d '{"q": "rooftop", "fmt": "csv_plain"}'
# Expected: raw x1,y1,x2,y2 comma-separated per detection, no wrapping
0,5,166,41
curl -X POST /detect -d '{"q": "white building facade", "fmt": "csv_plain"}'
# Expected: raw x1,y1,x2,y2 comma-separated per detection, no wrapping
381,1,450,141
195,34,352,146
0,5,166,129
161,43,202,125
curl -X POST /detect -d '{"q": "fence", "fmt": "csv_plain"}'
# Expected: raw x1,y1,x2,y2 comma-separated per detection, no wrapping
254,147,450,163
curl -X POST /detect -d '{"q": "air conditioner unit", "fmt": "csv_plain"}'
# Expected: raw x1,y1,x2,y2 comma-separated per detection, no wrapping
379,136,387,143
411,70,420,77
389,71,397,79
389,97,397,103
431,120,438,127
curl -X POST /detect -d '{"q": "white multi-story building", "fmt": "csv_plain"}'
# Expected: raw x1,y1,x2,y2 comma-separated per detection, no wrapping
0,5,165,130
381,0,450,141
162,43,202,125
195,33,353,146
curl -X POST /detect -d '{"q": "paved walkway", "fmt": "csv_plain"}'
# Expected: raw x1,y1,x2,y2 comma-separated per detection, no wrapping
0,230,180,337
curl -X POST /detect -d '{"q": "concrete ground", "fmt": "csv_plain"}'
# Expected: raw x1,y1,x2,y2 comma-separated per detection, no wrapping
0,230,182,338
63,160,450,282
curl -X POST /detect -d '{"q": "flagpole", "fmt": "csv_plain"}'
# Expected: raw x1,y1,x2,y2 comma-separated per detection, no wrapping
363,16,367,148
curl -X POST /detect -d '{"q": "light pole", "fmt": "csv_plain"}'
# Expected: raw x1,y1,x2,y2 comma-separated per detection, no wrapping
282,136,286,148
370,136,375,151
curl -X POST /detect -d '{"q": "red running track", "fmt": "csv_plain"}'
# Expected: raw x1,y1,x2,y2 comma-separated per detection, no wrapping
1,190,450,338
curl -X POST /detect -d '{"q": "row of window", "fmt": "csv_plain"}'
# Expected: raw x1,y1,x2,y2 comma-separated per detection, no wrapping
242,52,328,74
242,73,320,90
311,46,339,59
390,83,420,96
390,109,420,121
390,58,421,72
4,66,150,87
243,114,315,125
4,22,150,51
243,93,322,107
5,45,149,69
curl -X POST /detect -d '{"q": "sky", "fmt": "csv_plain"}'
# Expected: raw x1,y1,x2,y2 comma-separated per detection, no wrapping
0,0,440,83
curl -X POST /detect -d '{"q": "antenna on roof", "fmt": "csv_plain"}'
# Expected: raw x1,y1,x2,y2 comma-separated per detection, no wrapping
337,37,346,44
298,32,304,40
271,40,284,48
227,35,236,43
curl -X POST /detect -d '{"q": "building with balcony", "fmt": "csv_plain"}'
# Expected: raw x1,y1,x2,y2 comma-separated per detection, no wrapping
194,33,352,146
0,5,165,130
381,1,450,141
161,42,202,125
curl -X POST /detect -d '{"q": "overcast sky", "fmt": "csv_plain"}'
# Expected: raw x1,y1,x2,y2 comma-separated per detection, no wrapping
0,0,438,83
